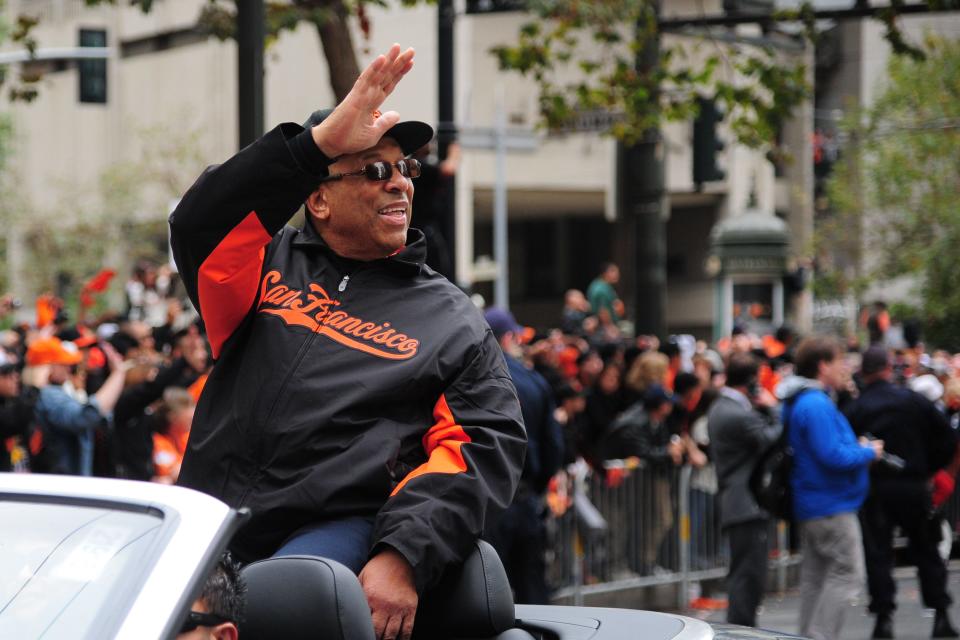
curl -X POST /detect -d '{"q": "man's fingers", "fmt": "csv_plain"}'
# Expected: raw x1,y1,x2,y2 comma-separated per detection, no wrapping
400,611,416,640
372,110,401,137
381,613,402,640
381,56,414,96
370,610,388,639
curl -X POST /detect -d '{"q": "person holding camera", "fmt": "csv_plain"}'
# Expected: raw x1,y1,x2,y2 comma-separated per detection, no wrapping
845,346,959,639
779,336,883,640
707,352,781,627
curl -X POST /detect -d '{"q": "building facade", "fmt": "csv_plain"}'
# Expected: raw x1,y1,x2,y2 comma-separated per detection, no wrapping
2,0,814,338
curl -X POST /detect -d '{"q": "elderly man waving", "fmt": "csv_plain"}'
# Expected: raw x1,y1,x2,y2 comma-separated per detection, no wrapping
170,44,526,640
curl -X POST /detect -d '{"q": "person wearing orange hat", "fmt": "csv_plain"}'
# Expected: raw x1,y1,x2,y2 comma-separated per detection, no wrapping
29,336,127,476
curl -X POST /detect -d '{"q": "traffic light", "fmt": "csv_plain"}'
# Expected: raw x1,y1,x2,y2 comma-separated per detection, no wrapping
465,0,525,13
692,97,725,186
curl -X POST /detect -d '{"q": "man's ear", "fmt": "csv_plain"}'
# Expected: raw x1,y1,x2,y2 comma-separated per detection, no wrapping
212,623,238,640
305,187,330,222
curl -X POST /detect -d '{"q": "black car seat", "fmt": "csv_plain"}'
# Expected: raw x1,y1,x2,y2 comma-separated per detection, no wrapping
240,539,536,640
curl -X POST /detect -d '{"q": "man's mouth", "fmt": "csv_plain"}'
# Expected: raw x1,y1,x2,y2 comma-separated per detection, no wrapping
378,204,408,225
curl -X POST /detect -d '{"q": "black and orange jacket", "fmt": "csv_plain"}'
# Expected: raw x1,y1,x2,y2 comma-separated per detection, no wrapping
170,123,526,591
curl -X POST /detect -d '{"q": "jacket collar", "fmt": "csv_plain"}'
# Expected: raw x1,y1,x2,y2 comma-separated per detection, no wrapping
292,220,426,275
719,386,752,411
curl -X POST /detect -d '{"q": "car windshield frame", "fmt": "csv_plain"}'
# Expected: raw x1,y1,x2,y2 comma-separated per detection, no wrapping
0,474,243,640
0,493,173,640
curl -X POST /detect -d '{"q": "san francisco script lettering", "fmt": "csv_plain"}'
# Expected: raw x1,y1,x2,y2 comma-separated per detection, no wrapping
257,270,420,360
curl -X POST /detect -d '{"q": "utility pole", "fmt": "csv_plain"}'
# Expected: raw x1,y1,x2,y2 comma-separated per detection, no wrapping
621,0,667,337
437,0,458,279
237,0,265,149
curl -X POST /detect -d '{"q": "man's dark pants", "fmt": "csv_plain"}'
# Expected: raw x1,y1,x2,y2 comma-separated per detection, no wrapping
860,480,952,615
486,493,550,605
726,519,769,627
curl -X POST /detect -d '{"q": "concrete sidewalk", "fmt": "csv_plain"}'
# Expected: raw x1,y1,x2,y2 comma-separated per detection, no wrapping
692,561,960,639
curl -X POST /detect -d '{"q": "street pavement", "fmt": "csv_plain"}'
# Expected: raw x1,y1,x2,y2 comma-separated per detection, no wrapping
693,561,960,639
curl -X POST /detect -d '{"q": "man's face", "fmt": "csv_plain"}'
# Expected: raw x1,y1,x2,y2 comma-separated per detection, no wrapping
48,363,72,385
819,352,848,389
651,400,673,422
310,137,414,261
177,600,237,640
0,370,18,397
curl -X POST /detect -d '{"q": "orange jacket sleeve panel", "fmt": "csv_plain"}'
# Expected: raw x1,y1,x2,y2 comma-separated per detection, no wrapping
197,213,271,358
390,395,471,496
170,124,337,358
373,330,527,591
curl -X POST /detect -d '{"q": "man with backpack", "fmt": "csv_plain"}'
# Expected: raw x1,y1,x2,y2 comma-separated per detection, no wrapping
779,336,883,640
708,352,781,627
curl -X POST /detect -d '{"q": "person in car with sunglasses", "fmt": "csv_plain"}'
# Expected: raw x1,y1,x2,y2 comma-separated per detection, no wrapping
178,554,244,640
170,44,526,640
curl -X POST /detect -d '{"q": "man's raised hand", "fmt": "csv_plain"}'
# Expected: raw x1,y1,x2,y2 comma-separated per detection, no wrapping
311,44,416,159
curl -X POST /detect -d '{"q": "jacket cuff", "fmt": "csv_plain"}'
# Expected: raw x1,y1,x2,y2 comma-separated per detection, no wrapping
285,125,338,177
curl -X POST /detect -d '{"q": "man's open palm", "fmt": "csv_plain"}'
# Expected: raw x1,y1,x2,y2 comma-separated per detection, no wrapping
312,44,416,159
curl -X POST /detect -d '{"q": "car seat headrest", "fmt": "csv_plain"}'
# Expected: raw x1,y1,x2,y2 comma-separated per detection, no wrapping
414,539,515,638
240,555,374,640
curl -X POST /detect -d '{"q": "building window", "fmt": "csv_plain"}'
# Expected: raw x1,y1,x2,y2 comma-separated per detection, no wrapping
79,29,107,104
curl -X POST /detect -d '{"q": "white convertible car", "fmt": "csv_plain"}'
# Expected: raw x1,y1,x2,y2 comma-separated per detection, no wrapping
0,473,803,640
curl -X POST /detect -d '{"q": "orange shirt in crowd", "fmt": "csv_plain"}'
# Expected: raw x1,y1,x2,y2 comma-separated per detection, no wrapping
153,430,189,483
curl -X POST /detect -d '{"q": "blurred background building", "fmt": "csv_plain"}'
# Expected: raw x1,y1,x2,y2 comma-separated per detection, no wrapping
0,0,953,339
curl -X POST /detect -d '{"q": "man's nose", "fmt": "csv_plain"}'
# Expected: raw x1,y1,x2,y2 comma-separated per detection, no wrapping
384,166,409,192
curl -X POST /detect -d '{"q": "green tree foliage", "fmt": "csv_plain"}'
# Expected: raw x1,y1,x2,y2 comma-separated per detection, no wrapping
825,35,960,349
491,1,960,149
491,0,810,148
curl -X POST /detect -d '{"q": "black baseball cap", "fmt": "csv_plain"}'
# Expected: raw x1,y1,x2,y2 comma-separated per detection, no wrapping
303,108,434,157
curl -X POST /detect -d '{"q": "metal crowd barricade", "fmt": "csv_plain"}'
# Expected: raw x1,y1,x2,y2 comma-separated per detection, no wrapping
546,458,797,609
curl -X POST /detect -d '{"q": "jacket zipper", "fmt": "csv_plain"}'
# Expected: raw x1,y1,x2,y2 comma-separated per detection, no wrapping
238,327,319,507
241,266,367,503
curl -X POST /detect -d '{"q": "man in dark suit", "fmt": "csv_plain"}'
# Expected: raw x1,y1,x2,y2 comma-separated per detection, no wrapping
484,307,563,604
845,346,958,639
707,352,781,627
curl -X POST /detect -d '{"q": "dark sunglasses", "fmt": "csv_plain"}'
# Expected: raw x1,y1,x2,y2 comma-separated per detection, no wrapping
319,158,421,183
179,610,234,633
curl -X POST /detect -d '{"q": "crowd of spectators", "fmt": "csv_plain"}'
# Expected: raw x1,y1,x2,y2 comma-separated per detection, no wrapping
4,259,960,626
0,261,210,484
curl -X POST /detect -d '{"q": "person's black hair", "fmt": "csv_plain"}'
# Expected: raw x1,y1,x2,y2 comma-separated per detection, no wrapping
597,342,620,364
725,352,759,388
199,552,246,624
599,262,617,275
660,339,681,359
555,382,583,403
623,345,643,373
108,331,139,357
774,324,795,344
673,372,700,397
576,349,598,366
56,326,82,342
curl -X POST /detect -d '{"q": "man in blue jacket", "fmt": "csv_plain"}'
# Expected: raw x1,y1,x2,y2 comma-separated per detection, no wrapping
779,336,883,640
